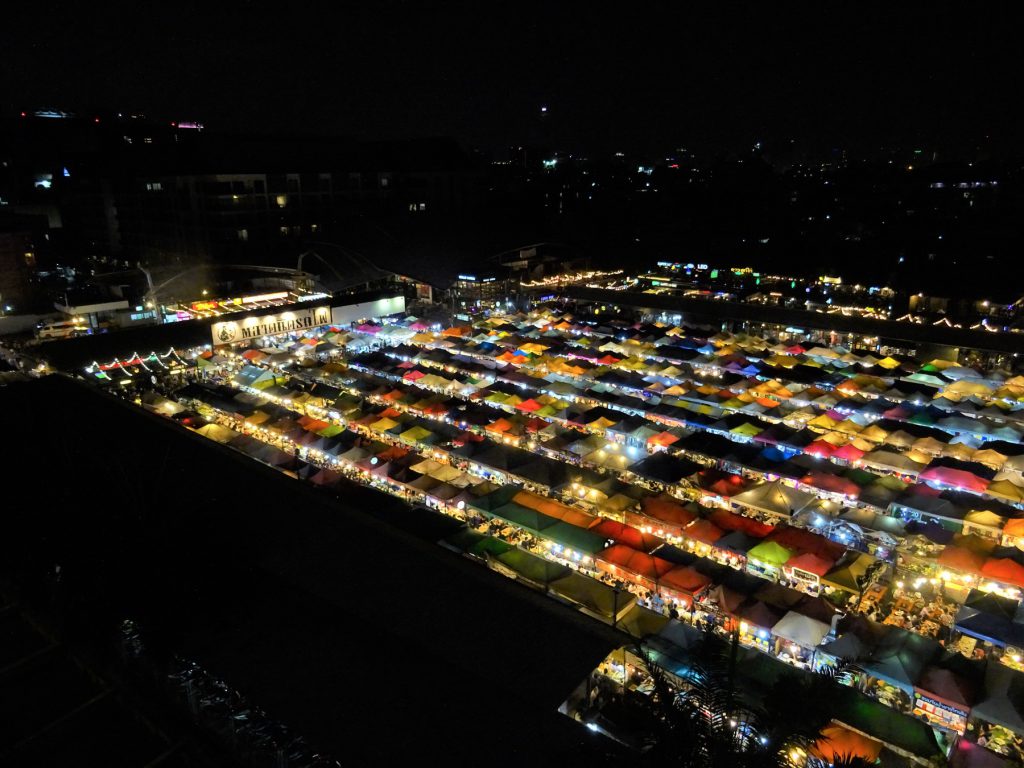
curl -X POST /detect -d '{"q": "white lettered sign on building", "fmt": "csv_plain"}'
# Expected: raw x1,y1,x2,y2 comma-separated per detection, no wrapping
211,305,331,345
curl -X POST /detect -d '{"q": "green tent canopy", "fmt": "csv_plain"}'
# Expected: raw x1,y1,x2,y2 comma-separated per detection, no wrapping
467,536,514,559
550,571,637,623
746,540,796,567
541,521,609,555
494,548,570,585
316,424,345,437
821,553,878,593
488,502,560,536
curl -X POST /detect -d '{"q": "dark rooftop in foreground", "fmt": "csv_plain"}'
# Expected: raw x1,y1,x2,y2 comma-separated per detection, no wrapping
1,376,622,765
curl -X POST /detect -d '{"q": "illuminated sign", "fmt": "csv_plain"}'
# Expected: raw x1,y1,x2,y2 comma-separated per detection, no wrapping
212,306,329,345
176,121,204,130
191,300,219,312
458,274,477,281
912,692,967,734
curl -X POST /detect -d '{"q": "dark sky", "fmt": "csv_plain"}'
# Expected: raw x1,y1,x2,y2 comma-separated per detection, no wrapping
3,3,1022,155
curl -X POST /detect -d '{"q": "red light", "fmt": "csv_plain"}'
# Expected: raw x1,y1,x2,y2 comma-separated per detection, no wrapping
94,117,100,123
669,163,679,169
20,111,26,117
170,121,176,127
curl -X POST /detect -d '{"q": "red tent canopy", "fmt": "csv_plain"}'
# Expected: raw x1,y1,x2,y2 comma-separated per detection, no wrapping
648,432,680,448
685,519,725,545
707,476,748,497
981,557,1024,589
516,398,542,412
937,545,986,576
658,566,712,603
596,544,675,589
420,402,449,416
832,443,866,461
785,552,836,578
734,600,783,630
708,508,774,538
805,440,837,458
376,444,409,461
453,430,484,446
801,471,860,498
640,495,699,529
589,519,664,553
769,525,844,561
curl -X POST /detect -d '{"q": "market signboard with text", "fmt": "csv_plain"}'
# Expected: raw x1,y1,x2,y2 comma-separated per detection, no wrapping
211,306,330,345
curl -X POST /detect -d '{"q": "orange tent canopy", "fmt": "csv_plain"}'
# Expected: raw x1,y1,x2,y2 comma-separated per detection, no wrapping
810,725,882,764
1002,518,1024,538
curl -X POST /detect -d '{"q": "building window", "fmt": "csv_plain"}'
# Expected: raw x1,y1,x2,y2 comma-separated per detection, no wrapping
275,194,288,208
279,226,290,236
145,181,163,191
310,223,318,233
237,228,248,242
419,202,427,211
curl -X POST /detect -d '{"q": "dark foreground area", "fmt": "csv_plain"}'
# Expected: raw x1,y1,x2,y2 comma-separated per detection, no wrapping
1,376,623,765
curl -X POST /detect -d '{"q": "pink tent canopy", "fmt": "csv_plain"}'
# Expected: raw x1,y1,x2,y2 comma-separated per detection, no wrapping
920,466,989,494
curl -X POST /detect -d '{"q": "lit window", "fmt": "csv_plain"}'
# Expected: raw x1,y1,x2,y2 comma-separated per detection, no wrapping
275,194,288,208
279,226,290,236
419,203,427,211
310,223,318,233
237,228,248,241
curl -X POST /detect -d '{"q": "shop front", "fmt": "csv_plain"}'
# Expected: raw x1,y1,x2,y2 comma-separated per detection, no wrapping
912,690,968,735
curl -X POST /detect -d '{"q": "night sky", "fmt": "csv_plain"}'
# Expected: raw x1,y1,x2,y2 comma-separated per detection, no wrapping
3,3,1022,155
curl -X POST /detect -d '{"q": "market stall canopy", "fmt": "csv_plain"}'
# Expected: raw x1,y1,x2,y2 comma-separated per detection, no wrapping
771,610,831,649
746,540,796,567
195,423,240,444
821,552,879,593
549,572,636,623
971,662,1024,733
730,480,816,518
810,725,882,765
858,628,942,693
981,558,1024,589
493,548,570,586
